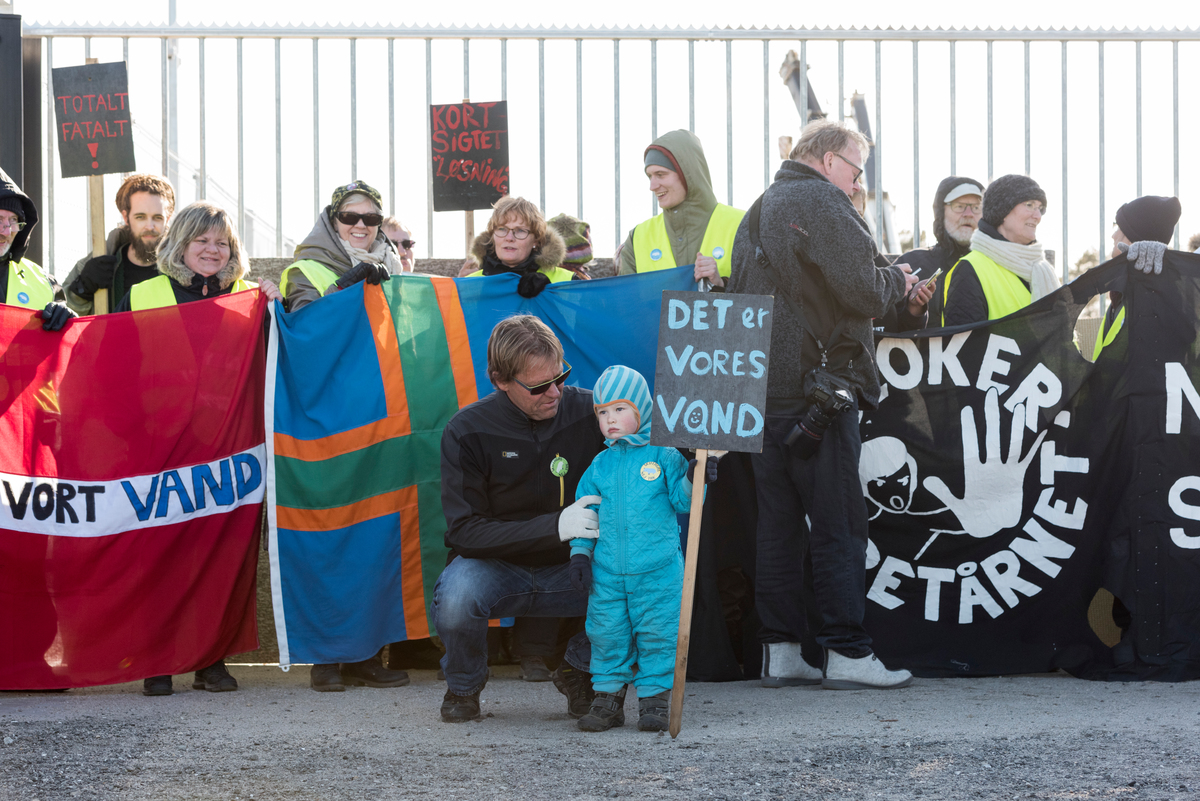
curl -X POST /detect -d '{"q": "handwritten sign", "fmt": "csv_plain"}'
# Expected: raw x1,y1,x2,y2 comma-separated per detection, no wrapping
651,290,774,453
430,101,509,212
51,61,136,179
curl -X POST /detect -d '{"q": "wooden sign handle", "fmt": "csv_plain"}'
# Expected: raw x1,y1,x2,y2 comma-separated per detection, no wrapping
85,57,110,315
669,447,707,738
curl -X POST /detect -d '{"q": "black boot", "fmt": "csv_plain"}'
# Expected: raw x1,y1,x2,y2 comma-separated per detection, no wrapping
192,660,238,692
578,687,627,732
341,652,410,688
637,690,670,732
440,689,481,723
142,675,172,697
551,662,595,719
310,663,345,692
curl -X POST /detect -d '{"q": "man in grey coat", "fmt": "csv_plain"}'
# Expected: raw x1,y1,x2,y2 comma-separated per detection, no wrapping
727,120,920,691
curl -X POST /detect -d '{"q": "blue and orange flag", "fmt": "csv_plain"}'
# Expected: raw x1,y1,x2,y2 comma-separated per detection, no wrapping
266,268,696,667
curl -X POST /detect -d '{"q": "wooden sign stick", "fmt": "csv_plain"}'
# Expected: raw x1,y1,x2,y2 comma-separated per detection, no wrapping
84,58,110,315
669,447,707,739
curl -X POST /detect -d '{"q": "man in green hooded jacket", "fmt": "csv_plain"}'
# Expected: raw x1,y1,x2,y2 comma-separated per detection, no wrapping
617,130,745,288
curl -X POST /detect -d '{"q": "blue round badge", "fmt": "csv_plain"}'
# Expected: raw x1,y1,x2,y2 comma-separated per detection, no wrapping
712,246,725,260
650,248,663,261
17,292,29,304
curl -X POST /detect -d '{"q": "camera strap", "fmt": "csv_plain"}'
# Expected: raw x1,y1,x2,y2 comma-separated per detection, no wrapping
747,193,848,366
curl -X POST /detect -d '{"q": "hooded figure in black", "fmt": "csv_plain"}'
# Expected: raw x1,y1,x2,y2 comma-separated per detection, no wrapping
884,176,985,331
0,168,73,331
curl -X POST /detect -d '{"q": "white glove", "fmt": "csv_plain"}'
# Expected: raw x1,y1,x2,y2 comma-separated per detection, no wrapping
559,495,601,541
1123,240,1168,275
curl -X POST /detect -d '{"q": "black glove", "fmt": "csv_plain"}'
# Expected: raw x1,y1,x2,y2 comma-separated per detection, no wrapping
517,271,551,298
40,302,77,332
332,262,391,291
568,553,593,593
75,253,120,295
687,455,719,485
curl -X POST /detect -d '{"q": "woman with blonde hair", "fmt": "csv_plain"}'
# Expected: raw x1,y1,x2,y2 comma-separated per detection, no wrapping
462,196,574,297
116,201,280,310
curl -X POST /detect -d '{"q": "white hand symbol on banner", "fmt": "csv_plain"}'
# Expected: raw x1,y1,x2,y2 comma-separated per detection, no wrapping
923,387,1047,540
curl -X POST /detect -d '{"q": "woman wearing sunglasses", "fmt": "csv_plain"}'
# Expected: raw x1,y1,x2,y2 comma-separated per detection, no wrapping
462,196,576,298
282,180,404,312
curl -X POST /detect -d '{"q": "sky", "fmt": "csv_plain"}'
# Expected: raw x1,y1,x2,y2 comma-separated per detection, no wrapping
23,0,1200,276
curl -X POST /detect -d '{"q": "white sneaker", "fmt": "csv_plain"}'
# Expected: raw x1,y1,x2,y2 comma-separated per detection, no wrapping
822,651,913,690
761,642,823,687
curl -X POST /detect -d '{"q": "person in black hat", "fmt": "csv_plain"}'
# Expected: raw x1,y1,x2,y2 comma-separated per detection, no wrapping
883,175,986,331
1092,195,1182,359
940,174,1060,327
0,168,74,332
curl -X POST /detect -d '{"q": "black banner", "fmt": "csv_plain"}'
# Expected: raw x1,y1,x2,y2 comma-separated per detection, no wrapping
862,252,1200,680
430,101,509,212
51,62,137,179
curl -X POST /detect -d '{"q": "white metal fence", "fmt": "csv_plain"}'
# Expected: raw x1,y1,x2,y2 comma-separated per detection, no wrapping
24,23,1200,279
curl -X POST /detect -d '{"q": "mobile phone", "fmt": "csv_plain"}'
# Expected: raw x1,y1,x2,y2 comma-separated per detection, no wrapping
915,267,943,292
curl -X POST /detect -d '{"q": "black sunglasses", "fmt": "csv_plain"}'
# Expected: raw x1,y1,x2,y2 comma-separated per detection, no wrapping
335,211,384,227
514,361,572,395
394,239,416,250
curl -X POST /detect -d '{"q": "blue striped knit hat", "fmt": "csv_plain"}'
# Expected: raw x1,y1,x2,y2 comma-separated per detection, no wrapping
593,365,653,447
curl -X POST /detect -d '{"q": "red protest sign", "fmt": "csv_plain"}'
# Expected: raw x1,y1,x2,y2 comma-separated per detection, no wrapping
430,101,509,212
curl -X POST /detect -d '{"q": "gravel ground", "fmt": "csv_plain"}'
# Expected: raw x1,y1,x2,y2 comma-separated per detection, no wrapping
2,666,1198,801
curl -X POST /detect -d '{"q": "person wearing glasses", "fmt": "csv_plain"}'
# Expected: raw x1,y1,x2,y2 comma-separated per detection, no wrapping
281,180,403,312
435,314,606,723
381,216,416,273
941,174,1060,327
727,120,918,691
462,197,574,297
0,169,74,331
886,176,985,331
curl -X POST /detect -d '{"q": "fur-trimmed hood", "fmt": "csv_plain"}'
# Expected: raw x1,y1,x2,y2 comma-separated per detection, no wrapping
469,225,567,273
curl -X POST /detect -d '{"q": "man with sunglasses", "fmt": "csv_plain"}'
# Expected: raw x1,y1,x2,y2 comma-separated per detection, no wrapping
382,216,416,273
282,180,403,312
435,315,606,723
727,120,918,691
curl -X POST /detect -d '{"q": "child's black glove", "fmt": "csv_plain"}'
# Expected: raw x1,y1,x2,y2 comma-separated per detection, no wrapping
568,553,593,593
687,455,719,484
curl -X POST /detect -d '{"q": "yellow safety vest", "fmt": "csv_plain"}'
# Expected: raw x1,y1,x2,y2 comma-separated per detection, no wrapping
630,204,745,277
281,259,340,299
4,258,56,310
941,250,1032,326
130,275,257,310
466,264,577,283
1092,305,1126,360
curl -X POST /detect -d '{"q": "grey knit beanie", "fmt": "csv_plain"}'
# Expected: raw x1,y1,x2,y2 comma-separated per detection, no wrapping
981,174,1047,228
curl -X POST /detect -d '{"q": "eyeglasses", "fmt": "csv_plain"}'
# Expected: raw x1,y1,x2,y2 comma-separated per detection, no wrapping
832,152,864,184
514,361,572,395
0,218,25,233
335,211,384,227
494,226,531,240
392,239,416,251
947,202,982,214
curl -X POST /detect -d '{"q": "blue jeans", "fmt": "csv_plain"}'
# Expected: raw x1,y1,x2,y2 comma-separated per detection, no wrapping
752,409,873,659
431,557,590,696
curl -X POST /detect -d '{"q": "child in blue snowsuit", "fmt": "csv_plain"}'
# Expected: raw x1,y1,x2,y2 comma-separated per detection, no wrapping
569,365,716,732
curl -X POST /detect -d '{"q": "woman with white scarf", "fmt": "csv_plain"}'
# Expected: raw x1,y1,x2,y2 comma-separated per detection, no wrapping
940,174,1060,327
281,180,403,312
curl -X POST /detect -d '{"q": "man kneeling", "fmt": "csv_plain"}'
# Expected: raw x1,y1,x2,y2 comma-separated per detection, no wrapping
435,315,605,722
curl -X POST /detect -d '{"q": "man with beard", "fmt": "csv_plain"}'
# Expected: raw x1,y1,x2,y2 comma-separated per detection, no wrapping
64,174,175,315
884,176,985,331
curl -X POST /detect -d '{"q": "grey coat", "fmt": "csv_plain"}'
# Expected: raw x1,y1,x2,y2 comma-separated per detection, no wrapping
727,160,907,410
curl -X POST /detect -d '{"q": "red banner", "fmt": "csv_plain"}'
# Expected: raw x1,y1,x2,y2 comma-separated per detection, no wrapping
0,293,267,689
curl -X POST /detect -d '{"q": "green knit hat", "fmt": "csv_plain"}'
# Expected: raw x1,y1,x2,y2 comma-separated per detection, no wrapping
548,213,595,272
328,180,384,219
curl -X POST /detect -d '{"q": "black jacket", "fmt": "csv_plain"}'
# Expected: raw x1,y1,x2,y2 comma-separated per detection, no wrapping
0,168,62,303
942,221,1031,327
727,161,907,410
440,385,606,566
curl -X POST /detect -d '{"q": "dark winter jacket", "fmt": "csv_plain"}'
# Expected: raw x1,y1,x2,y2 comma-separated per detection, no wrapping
942,221,1031,327
726,160,908,411
64,227,159,315
440,385,606,567
0,168,62,304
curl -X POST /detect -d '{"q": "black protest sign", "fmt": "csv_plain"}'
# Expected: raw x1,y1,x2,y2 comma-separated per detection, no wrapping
52,62,136,179
651,290,774,453
859,253,1200,680
430,101,509,212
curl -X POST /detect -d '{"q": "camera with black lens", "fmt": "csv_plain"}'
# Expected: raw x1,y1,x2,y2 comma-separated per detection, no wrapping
786,367,855,459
